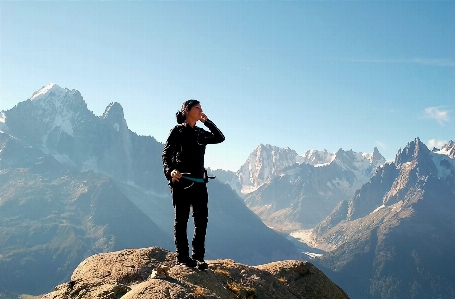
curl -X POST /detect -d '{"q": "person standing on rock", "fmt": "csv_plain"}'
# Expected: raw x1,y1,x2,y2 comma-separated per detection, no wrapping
162,99,225,270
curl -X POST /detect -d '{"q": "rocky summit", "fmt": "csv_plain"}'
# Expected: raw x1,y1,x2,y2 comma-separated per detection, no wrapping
42,247,349,299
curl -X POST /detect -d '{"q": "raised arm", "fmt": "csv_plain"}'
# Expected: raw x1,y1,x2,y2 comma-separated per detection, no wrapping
199,119,225,144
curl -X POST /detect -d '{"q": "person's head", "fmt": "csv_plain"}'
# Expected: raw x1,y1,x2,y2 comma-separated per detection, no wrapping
176,99,202,124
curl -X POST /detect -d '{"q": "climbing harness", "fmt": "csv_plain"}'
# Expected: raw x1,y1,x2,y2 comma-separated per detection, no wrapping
180,171,216,189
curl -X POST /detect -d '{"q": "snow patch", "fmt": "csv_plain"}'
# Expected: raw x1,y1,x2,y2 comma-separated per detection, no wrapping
241,185,260,194
30,83,66,101
299,149,335,166
114,123,120,132
431,152,455,179
437,149,451,156
314,161,332,167
435,143,455,159
53,114,74,136
303,252,324,259
30,83,56,100
0,112,5,123
371,204,385,214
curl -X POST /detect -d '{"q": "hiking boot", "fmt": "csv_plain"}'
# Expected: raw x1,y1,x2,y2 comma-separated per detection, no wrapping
196,260,209,270
176,257,197,268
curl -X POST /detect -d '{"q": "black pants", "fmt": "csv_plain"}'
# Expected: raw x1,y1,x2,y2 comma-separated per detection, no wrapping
170,182,208,261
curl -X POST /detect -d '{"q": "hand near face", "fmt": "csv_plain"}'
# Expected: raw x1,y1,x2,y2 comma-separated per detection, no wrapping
200,112,207,123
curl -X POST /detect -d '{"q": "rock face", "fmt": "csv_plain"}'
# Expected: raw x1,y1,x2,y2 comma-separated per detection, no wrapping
42,247,349,299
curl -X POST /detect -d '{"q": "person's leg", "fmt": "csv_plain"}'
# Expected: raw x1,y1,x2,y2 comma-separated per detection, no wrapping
172,187,192,263
191,184,209,263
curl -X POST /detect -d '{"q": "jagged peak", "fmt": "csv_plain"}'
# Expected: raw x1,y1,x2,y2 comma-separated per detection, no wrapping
300,149,335,166
102,102,125,120
252,144,298,158
27,83,84,113
299,148,384,168
372,147,384,161
437,140,455,159
443,140,455,147
394,137,431,166
256,143,291,151
303,148,330,155
334,148,354,160
335,148,345,155
256,143,270,150
359,147,386,164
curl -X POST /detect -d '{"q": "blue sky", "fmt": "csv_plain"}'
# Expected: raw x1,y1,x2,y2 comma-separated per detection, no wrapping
1,1,454,171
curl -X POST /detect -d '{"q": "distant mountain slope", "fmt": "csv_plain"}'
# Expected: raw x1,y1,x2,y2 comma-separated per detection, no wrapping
0,131,173,295
205,180,299,265
311,138,455,299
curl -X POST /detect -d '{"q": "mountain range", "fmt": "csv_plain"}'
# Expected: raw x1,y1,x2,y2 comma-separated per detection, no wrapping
2,83,454,298
213,144,386,230
0,84,299,296
211,132,455,298
307,138,455,298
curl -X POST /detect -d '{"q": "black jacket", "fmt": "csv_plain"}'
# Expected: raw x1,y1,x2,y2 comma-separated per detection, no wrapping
162,119,225,181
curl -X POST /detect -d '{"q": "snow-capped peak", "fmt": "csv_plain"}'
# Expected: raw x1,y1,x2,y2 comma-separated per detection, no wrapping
299,149,335,166
30,83,66,101
21,83,86,144
237,144,299,193
436,140,455,159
